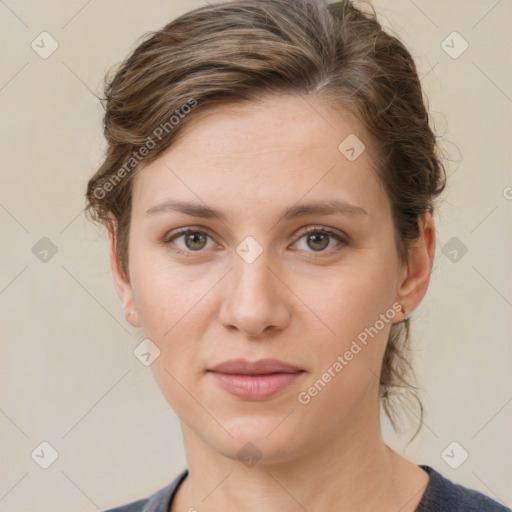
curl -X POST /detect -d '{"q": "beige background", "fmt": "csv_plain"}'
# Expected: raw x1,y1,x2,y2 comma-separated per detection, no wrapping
0,1,511,510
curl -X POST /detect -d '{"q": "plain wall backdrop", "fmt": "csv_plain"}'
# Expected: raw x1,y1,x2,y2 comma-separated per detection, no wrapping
0,1,511,511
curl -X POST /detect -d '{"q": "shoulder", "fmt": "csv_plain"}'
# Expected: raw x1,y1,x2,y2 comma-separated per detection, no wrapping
417,465,510,512
103,469,188,512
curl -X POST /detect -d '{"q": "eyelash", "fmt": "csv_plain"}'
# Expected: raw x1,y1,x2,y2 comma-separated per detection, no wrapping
163,225,348,258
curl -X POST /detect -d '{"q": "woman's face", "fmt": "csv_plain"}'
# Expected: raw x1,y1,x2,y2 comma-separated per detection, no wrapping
111,94,430,464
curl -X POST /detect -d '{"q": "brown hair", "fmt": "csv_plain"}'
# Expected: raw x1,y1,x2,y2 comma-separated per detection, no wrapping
85,0,447,438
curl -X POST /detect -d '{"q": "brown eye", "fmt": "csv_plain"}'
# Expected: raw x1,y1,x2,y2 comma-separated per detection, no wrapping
294,227,346,254
306,232,330,251
165,229,215,254
183,231,208,250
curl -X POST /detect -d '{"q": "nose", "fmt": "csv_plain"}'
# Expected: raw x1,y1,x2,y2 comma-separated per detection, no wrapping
218,249,291,338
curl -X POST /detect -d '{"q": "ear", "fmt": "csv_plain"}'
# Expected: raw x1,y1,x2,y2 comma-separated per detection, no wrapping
107,224,141,328
395,212,436,322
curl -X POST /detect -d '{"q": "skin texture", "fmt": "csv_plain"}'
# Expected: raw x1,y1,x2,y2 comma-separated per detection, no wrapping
109,94,435,511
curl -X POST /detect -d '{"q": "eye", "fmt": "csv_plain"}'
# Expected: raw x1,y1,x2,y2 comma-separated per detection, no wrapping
293,226,347,254
163,226,348,257
164,228,216,255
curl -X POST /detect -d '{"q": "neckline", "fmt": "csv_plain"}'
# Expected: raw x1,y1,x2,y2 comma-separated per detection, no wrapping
167,469,189,511
167,465,436,511
415,465,437,511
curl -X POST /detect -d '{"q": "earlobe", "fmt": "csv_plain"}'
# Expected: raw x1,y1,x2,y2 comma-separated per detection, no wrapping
395,213,436,322
107,225,141,328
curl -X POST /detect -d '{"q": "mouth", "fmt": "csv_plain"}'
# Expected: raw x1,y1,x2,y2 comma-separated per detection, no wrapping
207,358,305,401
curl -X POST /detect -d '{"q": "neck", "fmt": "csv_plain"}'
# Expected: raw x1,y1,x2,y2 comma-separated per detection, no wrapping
172,398,426,512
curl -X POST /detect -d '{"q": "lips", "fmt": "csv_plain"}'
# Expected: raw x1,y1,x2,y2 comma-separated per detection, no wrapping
207,358,305,400
208,358,303,375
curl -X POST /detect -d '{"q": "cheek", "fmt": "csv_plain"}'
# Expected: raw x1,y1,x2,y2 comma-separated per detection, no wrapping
306,256,398,342
294,270,395,426
128,250,219,372
129,244,211,337
295,253,399,406
131,262,214,415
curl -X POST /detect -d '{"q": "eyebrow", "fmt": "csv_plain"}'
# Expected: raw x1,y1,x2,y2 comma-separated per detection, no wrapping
145,198,368,221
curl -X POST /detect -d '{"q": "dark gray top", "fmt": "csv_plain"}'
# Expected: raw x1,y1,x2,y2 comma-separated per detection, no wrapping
103,465,510,512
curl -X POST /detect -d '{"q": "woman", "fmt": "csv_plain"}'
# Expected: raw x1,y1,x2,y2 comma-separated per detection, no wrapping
86,1,509,511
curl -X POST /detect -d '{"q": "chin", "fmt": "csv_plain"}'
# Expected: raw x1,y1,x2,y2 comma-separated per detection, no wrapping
201,417,304,466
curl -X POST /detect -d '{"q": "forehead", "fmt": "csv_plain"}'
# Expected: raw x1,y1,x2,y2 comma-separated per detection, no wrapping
170,94,371,158
131,94,388,218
